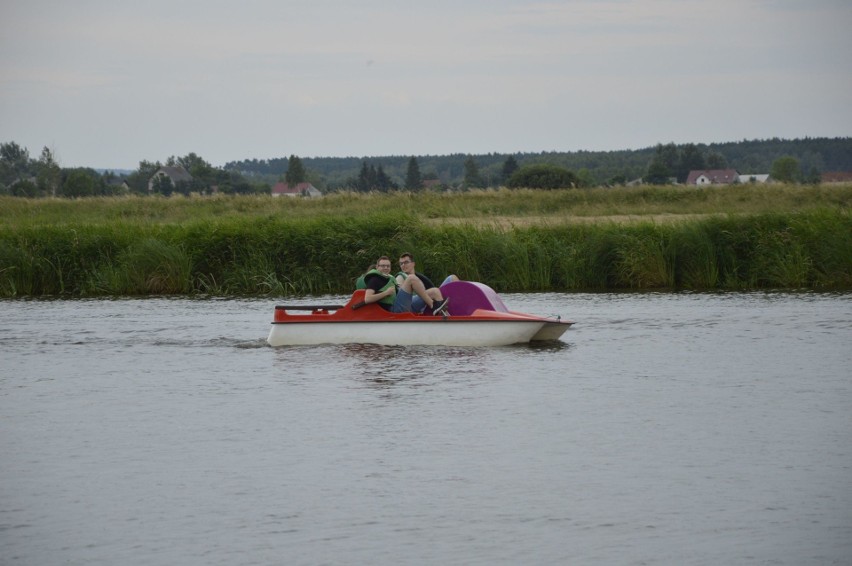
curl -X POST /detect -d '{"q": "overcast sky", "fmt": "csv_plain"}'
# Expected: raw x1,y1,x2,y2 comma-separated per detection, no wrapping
1,0,850,169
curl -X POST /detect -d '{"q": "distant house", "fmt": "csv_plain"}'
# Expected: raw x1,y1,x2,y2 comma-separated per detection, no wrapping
148,166,193,192
686,169,739,186
108,178,131,193
821,171,852,184
271,182,322,198
737,174,770,184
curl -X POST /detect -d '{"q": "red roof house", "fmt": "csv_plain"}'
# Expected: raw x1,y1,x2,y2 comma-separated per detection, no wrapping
271,182,322,198
821,171,852,184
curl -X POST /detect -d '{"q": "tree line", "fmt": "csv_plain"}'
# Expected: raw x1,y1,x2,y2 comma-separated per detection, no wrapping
228,137,852,190
2,137,850,198
0,143,264,198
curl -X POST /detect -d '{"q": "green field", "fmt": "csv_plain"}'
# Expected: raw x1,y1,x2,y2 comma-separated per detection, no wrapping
2,184,851,297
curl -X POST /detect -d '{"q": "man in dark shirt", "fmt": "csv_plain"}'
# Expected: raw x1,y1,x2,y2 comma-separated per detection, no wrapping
363,256,448,315
395,252,455,314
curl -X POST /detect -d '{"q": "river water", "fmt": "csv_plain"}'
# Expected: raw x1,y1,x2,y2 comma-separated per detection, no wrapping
1,292,850,565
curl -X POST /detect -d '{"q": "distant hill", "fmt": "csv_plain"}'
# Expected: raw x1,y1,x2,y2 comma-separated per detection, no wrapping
224,137,852,189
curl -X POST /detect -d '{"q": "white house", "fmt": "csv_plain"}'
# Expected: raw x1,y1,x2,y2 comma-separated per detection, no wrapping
686,169,739,186
148,166,193,192
737,174,770,184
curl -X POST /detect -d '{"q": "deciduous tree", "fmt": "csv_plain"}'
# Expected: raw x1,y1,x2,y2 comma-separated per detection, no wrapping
10,179,38,197
645,143,684,184
168,153,213,180
507,164,578,189
645,155,671,185
124,160,162,193
770,156,801,183
61,169,96,197
37,147,61,197
1,141,32,186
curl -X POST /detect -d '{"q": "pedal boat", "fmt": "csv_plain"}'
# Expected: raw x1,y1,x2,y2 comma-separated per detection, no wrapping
267,281,572,347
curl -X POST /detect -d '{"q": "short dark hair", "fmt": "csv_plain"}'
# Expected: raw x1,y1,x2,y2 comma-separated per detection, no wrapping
399,252,414,262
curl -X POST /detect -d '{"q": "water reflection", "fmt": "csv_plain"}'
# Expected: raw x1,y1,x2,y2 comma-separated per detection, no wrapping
268,339,575,390
517,340,572,354
341,343,494,386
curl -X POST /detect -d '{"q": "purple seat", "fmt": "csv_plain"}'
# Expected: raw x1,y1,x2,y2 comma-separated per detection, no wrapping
438,281,509,316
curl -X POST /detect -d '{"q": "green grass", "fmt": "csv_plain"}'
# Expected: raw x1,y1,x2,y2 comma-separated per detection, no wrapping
2,183,851,227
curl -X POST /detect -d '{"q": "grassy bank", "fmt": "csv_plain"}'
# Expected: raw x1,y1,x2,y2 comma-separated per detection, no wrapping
3,183,852,227
2,185,851,296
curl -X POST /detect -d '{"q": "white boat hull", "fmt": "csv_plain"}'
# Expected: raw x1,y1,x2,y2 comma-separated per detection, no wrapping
267,319,546,347
530,321,571,341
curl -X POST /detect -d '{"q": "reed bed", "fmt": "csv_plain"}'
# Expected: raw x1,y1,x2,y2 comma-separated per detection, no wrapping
2,206,850,297
409,210,852,291
2,185,850,296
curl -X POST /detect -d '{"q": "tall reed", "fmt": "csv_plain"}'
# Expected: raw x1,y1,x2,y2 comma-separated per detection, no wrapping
1,203,850,297
88,238,193,295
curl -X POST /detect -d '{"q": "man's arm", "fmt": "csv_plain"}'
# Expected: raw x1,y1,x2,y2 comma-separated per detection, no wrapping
364,275,395,304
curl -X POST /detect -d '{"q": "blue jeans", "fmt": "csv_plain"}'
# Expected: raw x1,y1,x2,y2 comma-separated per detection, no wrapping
391,288,413,313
